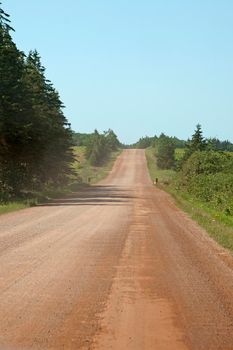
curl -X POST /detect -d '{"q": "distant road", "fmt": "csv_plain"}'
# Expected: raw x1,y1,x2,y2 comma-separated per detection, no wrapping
0,150,233,349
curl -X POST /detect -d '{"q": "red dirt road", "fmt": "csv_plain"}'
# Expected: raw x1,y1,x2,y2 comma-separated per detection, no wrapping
0,149,233,349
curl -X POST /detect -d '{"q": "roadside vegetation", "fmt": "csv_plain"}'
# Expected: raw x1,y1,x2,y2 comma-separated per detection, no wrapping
0,5,74,202
0,201,29,215
0,4,122,214
0,140,121,215
73,146,121,185
71,129,122,185
145,125,233,253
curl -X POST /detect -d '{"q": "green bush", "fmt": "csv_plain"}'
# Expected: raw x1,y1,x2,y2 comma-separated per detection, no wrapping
181,151,231,180
156,135,175,169
181,168,233,215
178,149,233,215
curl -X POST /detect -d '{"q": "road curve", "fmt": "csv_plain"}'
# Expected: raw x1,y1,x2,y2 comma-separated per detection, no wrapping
0,149,233,349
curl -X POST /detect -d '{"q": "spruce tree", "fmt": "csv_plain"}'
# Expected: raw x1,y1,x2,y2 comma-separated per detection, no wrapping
0,3,74,197
23,50,74,187
181,124,207,166
189,124,206,152
0,3,30,195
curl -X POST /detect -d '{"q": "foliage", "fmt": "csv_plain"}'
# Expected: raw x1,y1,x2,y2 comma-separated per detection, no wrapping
105,129,121,151
170,136,186,148
72,132,94,147
175,148,185,161
187,173,233,214
129,133,185,151
85,129,120,166
207,138,233,152
73,146,122,184
0,4,74,199
145,147,176,185
181,124,206,164
146,146,233,253
156,134,176,169
177,125,233,216
181,151,231,182
179,151,233,215
133,136,157,149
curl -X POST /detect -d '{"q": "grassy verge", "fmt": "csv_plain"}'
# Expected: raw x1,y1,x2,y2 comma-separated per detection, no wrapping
145,147,233,253
0,148,122,215
146,147,176,185
72,147,122,185
0,202,30,216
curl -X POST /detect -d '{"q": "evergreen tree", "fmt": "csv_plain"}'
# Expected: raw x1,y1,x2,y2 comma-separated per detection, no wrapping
0,4,30,194
189,124,206,152
206,137,233,152
181,124,207,165
86,130,108,166
23,50,74,187
0,3,74,196
85,129,120,166
104,129,120,151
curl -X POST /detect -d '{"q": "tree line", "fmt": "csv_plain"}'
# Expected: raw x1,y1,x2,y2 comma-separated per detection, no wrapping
73,129,121,166
0,4,74,200
132,126,233,171
131,135,187,150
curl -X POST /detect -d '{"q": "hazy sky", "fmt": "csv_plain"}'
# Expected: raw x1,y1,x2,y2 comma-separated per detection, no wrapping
4,0,233,143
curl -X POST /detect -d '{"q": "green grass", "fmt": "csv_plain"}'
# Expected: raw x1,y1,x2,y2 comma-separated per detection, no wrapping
175,148,185,161
145,147,233,253
170,191,233,252
0,201,29,216
72,146,122,185
146,147,176,185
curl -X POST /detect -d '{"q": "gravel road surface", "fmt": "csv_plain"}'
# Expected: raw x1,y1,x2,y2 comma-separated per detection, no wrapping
0,149,233,349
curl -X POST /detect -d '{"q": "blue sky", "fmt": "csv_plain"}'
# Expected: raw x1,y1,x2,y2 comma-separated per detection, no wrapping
4,0,233,143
